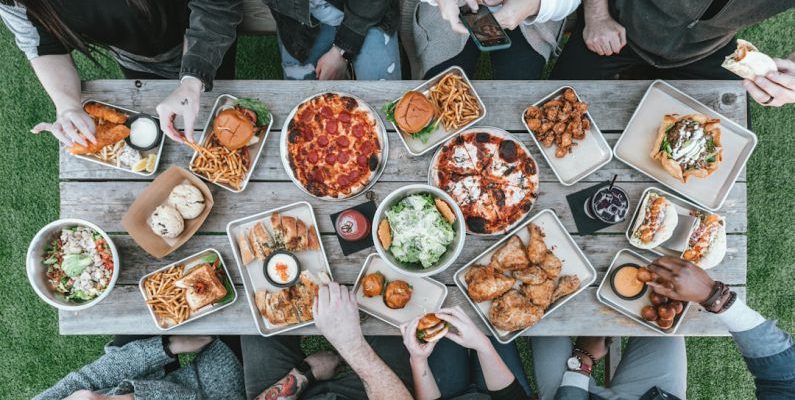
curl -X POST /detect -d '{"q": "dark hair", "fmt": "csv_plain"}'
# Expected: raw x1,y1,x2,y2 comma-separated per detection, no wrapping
3,0,162,59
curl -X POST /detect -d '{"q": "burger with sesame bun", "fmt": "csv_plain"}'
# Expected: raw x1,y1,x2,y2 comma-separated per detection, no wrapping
416,313,448,343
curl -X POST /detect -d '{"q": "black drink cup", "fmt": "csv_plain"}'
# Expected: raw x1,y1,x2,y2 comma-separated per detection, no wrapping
584,185,630,224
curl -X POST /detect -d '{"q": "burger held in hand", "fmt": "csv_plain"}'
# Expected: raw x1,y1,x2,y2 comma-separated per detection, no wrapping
416,313,448,343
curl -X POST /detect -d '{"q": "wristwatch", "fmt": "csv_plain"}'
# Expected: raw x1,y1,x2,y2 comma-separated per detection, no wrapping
567,354,593,376
297,360,317,386
332,44,354,62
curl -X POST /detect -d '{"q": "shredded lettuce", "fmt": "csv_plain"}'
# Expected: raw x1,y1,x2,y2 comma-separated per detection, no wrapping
385,194,455,268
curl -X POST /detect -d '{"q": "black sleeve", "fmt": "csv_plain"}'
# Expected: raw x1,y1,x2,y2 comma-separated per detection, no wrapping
0,4,67,59
489,379,532,400
180,0,243,91
333,0,391,58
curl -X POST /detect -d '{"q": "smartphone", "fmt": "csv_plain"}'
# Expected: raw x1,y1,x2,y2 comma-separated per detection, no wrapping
459,6,512,52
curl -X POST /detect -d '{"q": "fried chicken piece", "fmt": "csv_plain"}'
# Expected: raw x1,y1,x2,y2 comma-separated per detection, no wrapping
84,102,128,124
513,266,548,285
539,251,562,279
575,102,588,113
581,117,590,131
526,224,548,265
465,265,516,303
562,101,573,113
552,275,581,303
553,122,566,135
521,280,555,309
489,290,543,332
490,236,530,272
540,121,554,133
563,88,577,103
69,122,130,155
526,118,542,131
545,99,563,108
544,107,559,120
525,106,542,119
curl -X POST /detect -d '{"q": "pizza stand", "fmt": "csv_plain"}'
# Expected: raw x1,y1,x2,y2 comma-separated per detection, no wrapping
57,79,748,337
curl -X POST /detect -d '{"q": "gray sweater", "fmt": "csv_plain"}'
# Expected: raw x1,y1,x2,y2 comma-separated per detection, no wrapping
35,337,244,400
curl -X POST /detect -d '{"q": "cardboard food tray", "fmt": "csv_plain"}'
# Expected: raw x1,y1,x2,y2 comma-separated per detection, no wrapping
388,66,487,156
625,186,710,257
454,209,597,344
596,249,691,335
279,92,388,201
225,201,332,336
613,80,757,211
121,166,214,259
353,253,448,329
428,126,539,237
189,94,274,193
522,86,612,186
139,248,238,331
74,99,165,177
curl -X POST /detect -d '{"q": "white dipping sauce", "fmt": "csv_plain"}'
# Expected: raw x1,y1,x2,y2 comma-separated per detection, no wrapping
266,253,299,284
130,118,159,148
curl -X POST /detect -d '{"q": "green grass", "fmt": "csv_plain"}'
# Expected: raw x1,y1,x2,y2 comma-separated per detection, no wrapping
1,11,793,399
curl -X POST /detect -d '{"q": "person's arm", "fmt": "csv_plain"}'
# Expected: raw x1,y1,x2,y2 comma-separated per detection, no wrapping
581,0,625,56
648,257,795,399
400,317,441,400
313,282,412,400
744,53,795,107
253,351,340,400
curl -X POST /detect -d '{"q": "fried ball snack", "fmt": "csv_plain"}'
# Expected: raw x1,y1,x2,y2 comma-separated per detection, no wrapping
524,88,590,158
361,272,385,297
384,280,412,309
489,289,543,332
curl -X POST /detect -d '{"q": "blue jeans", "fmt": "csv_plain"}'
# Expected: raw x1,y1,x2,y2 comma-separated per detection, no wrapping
428,337,533,399
276,2,400,80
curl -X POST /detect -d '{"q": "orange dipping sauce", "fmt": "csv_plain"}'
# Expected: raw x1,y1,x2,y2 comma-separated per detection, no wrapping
611,264,646,299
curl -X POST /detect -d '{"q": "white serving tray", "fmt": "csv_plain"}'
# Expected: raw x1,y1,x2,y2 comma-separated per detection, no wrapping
613,80,756,211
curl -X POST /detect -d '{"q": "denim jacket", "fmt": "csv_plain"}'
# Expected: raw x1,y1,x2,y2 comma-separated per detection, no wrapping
264,0,398,63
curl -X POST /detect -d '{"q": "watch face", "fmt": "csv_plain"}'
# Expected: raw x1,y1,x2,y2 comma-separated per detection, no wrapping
567,356,581,370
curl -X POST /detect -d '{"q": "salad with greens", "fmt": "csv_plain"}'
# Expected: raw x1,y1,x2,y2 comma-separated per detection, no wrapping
43,226,114,302
385,194,455,268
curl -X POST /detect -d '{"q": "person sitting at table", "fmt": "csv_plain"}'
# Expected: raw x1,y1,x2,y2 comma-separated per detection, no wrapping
531,256,795,400
402,0,579,80
400,306,533,400
264,0,401,81
0,0,242,145
550,0,795,103
241,281,413,400
35,335,244,400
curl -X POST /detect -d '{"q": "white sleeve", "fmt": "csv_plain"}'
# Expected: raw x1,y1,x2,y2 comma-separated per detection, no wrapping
526,0,580,24
420,0,439,6
0,3,42,60
716,297,767,333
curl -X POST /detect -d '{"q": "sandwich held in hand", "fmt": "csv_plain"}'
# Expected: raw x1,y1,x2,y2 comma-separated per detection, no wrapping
651,114,722,183
416,313,448,343
629,193,678,249
722,39,777,80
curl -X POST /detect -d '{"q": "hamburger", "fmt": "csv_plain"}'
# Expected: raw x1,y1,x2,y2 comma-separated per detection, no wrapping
384,280,412,309
384,91,438,140
416,313,448,343
213,98,270,151
722,39,777,80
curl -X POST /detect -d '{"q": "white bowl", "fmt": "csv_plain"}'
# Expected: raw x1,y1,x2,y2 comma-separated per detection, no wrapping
26,218,120,311
372,184,466,277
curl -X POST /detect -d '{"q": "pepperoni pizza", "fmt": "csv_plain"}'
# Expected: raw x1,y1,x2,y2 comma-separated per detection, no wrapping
433,129,539,234
286,93,384,199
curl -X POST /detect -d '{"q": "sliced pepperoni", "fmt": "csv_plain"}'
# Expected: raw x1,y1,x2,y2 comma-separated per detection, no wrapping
301,110,314,122
303,127,314,141
337,175,350,187
357,155,368,167
336,136,350,148
311,168,323,182
318,135,329,147
307,151,319,164
360,140,374,154
321,106,333,118
337,151,350,164
338,111,351,123
352,124,365,138
325,153,337,165
325,120,338,134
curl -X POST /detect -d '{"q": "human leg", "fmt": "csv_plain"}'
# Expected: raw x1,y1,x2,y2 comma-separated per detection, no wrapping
471,337,533,396
277,24,337,80
531,336,578,400
427,338,473,398
489,28,546,80
351,28,401,80
423,39,481,80
606,337,687,399
240,335,305,399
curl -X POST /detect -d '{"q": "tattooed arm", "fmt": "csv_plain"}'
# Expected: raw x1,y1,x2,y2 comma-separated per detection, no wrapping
255,368,308,400
401,317,441,400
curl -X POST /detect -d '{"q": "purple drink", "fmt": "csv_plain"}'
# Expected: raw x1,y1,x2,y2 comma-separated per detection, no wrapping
585,185,630,224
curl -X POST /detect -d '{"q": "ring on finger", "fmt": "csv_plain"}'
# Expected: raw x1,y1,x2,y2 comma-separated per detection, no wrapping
762,95,774,105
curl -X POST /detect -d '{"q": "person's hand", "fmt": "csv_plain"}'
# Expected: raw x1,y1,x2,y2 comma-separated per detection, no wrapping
168,335,213,354
437,0,478,35
647,256,715,303
493,0,541,31
31,108,96,147
435,306,490,353
315,47,348,80
155,77,203,144
574,337,607,362
400,316,438,362
304,351,341,380
583,14,626,56
743,58,795,107
64,390,103,400
480,0,503,6
313,282,364,353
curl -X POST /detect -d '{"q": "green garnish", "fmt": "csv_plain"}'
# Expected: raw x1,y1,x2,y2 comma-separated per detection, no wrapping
62,254,92,278
236,98,271,127
383,100,439,144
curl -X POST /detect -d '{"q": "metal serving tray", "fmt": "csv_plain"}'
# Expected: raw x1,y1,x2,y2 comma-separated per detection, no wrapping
279,92,388,201
388,66,486,156
454,209,597,344
225,201,332,336
613,80,757,211
596,249,691,335
139,248,238,331
74,99,165,177
189,94,274,193
625,186,713,257
353,253,448,329
522,86,612,186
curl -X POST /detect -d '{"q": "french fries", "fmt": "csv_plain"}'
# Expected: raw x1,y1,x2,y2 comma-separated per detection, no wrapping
143,264,190,327
187,134,250,190
429,73,481,131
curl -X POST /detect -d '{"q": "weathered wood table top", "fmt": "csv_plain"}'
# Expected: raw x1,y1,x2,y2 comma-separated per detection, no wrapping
59,80,748,336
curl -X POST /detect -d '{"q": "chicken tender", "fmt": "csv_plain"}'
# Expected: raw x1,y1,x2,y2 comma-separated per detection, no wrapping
69,122,130,155
84,102,128,124
490,236,529,272
489,290,543,332
513,266,548,285
552,275,581,303
521,280,555,309
465,265,516,303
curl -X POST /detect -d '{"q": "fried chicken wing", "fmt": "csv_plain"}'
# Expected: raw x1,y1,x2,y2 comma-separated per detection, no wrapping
526,224,548,265
521,280,555,309
490,236,530,272
69,122,130,155
525,106,541,119
489,290,543,332
526,118,542,131
539,251,562,279
465,265,516,302
513,266,548,285
563,88,577,103
84,102,128,124
552,275,581,303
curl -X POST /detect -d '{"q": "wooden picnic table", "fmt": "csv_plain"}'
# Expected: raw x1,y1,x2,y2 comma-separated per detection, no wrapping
58,79,748,337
